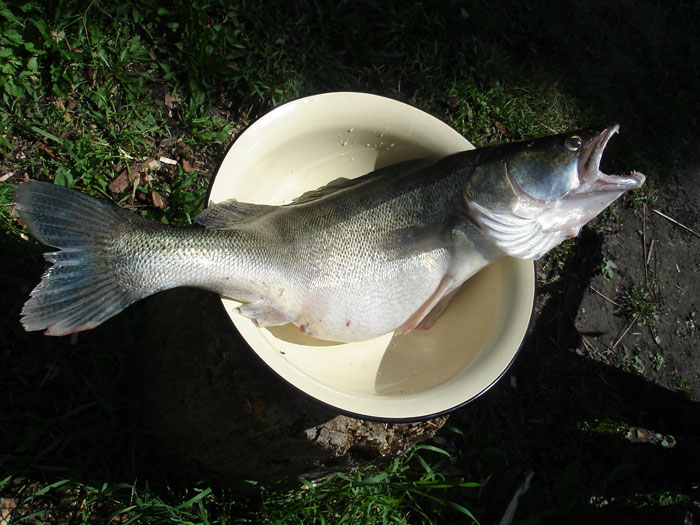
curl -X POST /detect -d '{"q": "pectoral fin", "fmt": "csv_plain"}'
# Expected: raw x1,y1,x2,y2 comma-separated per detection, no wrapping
380,224,450,261
237,298,296,327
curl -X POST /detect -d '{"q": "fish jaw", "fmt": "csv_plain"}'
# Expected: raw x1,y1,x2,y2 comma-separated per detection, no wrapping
468,124,645,260
540,123,645,239
537,170,645,240
578,123,620,184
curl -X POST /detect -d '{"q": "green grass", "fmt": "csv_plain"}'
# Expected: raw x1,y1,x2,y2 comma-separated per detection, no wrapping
676,378,695,399
2,476,237,524
2,0,699,522
259,445,480,523
620,285,658,326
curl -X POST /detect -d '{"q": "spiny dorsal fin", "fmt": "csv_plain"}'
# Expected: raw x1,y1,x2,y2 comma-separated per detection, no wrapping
195,198,277,229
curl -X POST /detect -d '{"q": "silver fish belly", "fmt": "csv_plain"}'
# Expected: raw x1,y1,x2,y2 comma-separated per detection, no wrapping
15,125,644,341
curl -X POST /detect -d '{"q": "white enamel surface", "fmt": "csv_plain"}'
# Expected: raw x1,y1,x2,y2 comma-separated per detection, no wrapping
210,92,535,420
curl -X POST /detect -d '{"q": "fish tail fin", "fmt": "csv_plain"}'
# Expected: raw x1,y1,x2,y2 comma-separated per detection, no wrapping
15,181,147,336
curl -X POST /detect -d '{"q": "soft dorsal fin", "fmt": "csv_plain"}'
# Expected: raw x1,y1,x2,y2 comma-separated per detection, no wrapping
290,157,442,205
290,177,358,204
195,198,277,229
196,157,440,228
196,178,362,229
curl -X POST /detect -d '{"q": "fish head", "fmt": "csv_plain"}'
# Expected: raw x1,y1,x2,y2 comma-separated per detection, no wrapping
464,124,645,259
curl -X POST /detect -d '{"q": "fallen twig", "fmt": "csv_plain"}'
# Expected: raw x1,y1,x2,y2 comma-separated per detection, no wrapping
580,335,600,355
588,284,622,307
643,203,649,285
611,315,638,350
646,239,655,267
652,209,700,239
567,273,621,307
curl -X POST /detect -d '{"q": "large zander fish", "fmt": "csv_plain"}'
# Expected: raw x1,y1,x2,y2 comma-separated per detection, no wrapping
16,124,644,341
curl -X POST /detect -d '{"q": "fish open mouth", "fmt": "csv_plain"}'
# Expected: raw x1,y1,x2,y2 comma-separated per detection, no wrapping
540,124,646,242
467,124,646,260
577,123,645,193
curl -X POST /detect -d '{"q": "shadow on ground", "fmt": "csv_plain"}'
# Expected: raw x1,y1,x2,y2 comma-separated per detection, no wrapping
2,0,699,521
449,220,699,522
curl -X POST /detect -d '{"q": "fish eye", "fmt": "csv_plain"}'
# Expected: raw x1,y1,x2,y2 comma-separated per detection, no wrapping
565,135,582,151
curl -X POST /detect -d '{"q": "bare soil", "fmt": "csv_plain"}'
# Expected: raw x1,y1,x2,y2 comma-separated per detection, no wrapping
570,142,700,401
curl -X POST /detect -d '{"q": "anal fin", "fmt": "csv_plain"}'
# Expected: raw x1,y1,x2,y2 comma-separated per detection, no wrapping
237,298,296,327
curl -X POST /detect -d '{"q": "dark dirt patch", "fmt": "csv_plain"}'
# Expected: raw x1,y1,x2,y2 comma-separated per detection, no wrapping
572,142,700,400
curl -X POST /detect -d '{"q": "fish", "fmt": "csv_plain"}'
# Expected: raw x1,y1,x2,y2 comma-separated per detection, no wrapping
15,124,644,342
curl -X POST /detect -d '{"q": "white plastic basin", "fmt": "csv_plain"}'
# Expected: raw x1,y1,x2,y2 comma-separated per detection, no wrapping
208,92,534,420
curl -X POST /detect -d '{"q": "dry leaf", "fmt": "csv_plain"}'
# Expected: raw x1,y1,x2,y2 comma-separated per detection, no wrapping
495,121,509,135
164,92,181,109
181,158,194,173
37,143,57,159
177,140,193,155
108,170,131,193
159,137,179,148
151,190,167,209
1,497,17,525
445,96,460,108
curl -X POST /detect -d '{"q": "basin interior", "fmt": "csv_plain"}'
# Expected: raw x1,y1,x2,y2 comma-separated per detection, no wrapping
209,93,534,420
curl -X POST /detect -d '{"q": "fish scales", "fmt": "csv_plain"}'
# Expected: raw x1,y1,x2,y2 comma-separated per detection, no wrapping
15,126,644,341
